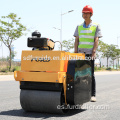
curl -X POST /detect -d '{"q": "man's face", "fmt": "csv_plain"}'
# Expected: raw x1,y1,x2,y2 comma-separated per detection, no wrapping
82,12,92,20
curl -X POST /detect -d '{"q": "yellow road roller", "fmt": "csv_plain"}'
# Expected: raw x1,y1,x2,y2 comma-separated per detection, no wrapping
14,31,92,114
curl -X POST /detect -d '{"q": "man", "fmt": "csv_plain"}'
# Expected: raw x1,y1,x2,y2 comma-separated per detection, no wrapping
74,5,102,102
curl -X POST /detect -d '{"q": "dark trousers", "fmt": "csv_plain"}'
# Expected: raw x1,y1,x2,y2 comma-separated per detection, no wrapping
91,59,96,96
86,54,96,96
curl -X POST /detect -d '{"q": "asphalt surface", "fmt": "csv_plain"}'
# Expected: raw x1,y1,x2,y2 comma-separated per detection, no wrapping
0,73,120,120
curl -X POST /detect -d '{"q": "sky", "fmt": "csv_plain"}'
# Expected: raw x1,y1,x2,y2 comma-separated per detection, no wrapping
0,0,120,60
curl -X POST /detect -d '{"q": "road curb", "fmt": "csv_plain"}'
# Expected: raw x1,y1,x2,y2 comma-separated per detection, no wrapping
95,71,120,75
0,75,14,81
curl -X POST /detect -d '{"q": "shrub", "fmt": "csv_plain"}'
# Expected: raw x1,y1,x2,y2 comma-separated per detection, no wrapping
98,67,101,70
12,66,21,72
94,67,101,71
1,68,8,72
94,66,97,71
106,67,111,70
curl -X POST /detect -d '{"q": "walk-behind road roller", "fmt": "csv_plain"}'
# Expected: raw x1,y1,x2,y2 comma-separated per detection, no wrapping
14,31,92,114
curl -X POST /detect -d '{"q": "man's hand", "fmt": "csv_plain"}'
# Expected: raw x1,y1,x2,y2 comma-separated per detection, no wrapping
91,37,98,60
91,52,96,60
74,50,78,53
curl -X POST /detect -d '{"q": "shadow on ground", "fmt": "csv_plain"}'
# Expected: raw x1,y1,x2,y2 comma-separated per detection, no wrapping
0,109,86,119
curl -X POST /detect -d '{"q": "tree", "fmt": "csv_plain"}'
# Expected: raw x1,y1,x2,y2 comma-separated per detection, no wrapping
117,49,120,68
102,44,111,68
0,13,26,71
59,39,74,52
110,47,118,68
102,44,118,68
7,50,17,61
96,40,108,68
111,48,120,69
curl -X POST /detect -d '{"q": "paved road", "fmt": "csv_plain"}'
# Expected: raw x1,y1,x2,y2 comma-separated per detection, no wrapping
0,73,120,120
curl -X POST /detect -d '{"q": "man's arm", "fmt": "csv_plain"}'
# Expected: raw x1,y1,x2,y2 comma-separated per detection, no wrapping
74,36,79,53
92,37,99,58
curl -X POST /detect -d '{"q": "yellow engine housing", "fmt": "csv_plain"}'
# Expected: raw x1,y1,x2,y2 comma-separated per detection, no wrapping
14,50,85,104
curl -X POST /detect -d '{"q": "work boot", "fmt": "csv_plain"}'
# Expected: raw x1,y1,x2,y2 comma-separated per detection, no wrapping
91,96,96,102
